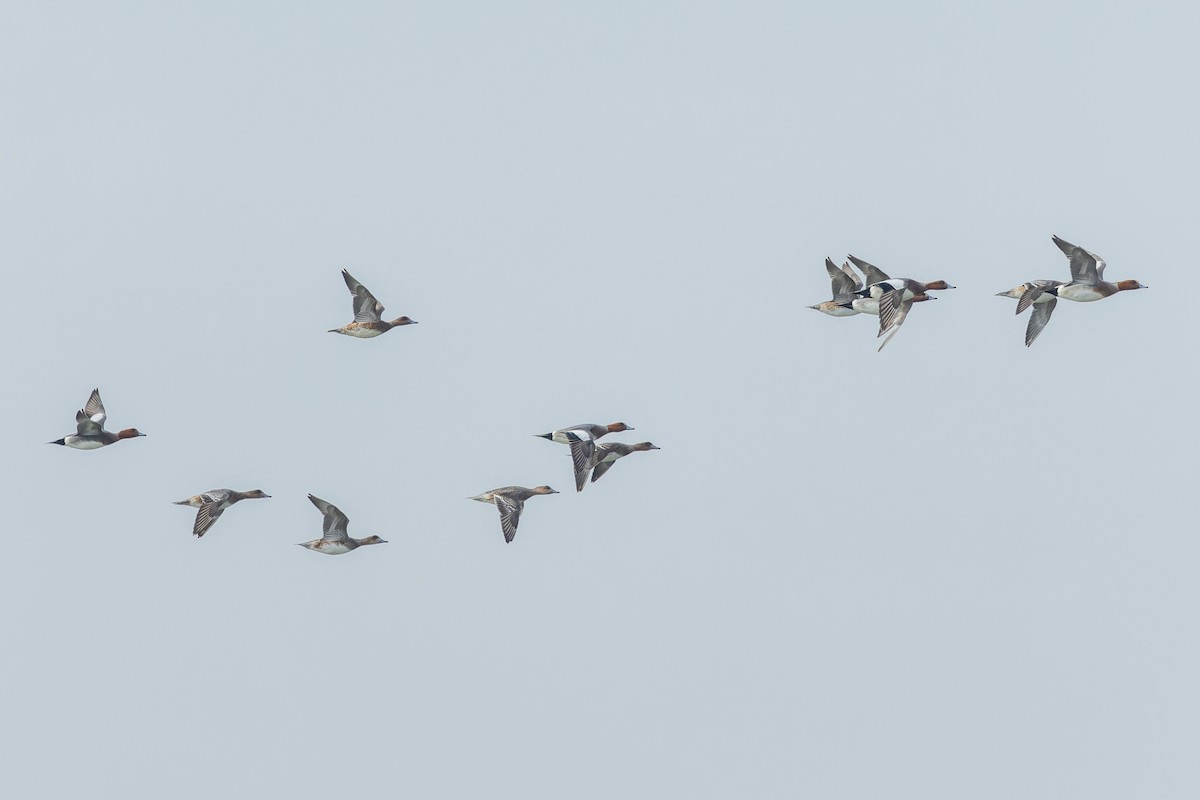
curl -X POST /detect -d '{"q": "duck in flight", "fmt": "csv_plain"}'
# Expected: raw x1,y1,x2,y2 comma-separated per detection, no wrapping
174,489,271,538
536,422,634,492
1040,235,1146,303
469,485,558,543
297,494,388,554
49,388,145,449
328,269,418,337
589,442,660,483
995,279,1064,347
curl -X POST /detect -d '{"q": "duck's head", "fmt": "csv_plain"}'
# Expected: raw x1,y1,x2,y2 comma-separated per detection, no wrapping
606,422,634,433
359,535,388,545
532,486,559,495
117,428,146,439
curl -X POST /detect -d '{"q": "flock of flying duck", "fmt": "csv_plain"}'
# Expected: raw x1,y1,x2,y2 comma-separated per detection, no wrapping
48,270,660,551
49,234,1134,546
809,235,1147,349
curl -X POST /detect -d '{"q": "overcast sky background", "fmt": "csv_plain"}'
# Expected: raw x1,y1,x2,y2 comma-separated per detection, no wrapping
2,2,1197,797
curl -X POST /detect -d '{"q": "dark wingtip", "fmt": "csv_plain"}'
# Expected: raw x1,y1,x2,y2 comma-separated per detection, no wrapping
49,439,65,446
535,433,553,439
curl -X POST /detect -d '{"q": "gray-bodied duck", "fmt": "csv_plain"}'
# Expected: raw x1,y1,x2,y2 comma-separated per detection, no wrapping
50,388,145,450
298,494,388,555
174,489,271,538
469,485,558,543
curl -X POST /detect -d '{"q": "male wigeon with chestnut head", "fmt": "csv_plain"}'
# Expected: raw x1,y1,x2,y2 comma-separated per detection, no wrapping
49,388,145,450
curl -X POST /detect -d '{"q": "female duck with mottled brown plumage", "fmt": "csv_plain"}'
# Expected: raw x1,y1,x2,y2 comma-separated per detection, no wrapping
174,489,271,538
328,269,418,338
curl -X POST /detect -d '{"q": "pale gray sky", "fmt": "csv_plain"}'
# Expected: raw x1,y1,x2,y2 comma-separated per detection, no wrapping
2,2,1197,797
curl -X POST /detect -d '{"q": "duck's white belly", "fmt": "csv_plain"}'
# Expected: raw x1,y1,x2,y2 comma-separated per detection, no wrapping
1058,284,1106,302
66,437,106,450
852,298,880,315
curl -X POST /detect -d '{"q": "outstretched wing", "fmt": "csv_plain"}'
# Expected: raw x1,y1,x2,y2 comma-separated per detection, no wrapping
877,324,903,352
847,255,891,286
568,438,596,492
308,494,350,541
825,258,856,296
1052,236,1105,284
342,270,385,322
590,459,616,483
876,287,904,334
842,262,863,291
1025,297,1057,347
1016,284,1041,315
495,494,524,543
193,503,226,538
75,388,107,435
878,297,918,352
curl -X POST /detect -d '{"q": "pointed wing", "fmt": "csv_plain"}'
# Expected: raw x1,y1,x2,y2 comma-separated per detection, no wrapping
1025,297,1057,347
847,255,890,286
495,494,524,543
193,503,226,538
841,261,863,291
590,459,616,483
1051,236,1104,284
825,258,856,296
75,388,107,435
877,297,917,351
877,324,903,352
308,494,350,541
342,270,385,322
569,438,596,492
1015,284,1042,315
83,388,105,420
876,287,904,334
